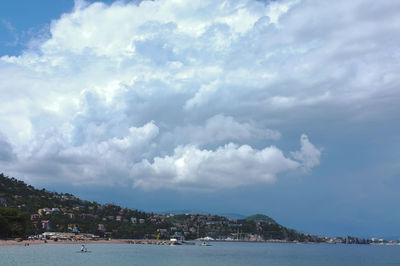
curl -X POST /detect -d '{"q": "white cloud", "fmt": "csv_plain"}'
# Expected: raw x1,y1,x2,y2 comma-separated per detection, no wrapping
3,121,159,187
132,134,319,191
291,134,322,171
179,114,280,145
0,0,397,190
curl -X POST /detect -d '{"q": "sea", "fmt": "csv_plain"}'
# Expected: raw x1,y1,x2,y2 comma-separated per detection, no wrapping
1,241,400,266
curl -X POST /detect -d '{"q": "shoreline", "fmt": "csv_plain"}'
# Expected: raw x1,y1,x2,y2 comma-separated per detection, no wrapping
0,239,127,246
1,239,398,247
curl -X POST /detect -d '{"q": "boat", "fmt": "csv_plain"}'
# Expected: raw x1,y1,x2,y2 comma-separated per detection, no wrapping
170,238,182,245
79,245,90,252
200,242,212,246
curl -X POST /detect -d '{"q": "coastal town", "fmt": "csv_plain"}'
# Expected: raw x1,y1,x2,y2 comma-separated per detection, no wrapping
1,174,398,245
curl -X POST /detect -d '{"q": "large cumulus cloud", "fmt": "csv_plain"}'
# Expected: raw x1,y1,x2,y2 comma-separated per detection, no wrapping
132,134,320,190
1,0,397,190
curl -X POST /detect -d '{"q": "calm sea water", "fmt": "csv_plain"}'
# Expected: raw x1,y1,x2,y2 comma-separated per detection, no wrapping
1,242,399,266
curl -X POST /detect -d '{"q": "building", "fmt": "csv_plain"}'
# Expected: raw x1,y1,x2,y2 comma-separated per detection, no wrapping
38,208,52,215
42,232,75,240
31,214,42,221
41,220,51,230
98,224,106,231
73,225,79,233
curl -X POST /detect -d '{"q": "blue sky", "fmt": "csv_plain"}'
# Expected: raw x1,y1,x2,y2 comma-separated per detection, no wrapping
0,0,399,239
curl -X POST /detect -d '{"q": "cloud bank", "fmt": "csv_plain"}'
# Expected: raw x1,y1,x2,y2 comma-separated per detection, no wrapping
132,134,320,190
1,0,397,190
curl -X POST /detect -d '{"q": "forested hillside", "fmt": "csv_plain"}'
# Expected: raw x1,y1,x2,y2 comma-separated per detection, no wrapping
0,173,320,242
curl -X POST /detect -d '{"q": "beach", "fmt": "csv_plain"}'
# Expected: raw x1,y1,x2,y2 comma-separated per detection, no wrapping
0,239,127,246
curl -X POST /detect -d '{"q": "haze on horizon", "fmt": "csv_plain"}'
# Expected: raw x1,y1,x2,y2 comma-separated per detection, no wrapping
0,0,399,238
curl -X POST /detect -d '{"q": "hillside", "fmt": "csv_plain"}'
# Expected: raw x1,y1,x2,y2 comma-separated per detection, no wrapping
0,173,321,242
246,214,277,224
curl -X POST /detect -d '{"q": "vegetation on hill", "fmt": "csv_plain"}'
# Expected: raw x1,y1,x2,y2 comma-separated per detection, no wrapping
0,173,321,242
0,207,31,238
245,214,277,224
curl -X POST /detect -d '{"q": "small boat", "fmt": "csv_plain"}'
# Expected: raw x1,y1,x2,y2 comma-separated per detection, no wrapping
78,245,91,252
170,238,182,245
200,242,212,246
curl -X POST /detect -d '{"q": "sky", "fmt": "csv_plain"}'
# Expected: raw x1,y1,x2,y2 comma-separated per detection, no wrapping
0,0,399,238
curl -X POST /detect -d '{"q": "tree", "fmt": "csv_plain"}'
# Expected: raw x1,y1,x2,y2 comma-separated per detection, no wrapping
0,207,30,238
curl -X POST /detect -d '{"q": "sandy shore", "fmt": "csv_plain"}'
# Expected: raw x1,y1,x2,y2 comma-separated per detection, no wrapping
0,239,128,246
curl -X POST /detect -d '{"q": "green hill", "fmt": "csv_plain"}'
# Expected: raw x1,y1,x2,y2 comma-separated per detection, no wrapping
246,214,277,224
0,173,320,242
